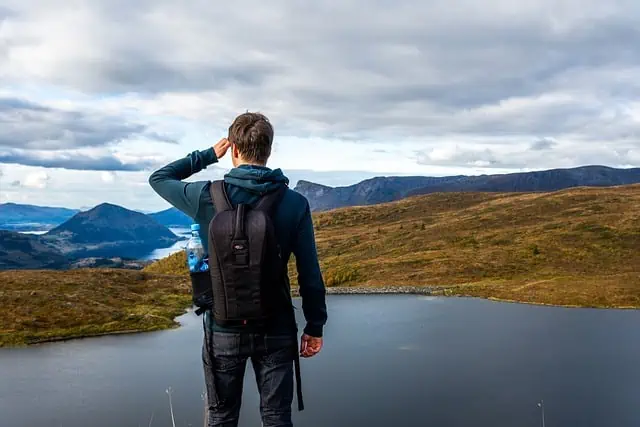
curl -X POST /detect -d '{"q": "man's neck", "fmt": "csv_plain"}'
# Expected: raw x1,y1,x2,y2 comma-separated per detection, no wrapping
234,160,267,168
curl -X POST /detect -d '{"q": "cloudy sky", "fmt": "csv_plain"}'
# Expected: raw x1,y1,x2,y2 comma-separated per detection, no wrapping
1,0,640,211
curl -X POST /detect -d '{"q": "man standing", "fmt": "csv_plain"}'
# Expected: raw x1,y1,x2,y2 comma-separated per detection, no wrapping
149,112,327,426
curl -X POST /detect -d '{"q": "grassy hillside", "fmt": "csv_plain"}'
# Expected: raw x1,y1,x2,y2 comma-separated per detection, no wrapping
4,184,637,347
0,269,191,347
147,184,640,309
0,230,70,270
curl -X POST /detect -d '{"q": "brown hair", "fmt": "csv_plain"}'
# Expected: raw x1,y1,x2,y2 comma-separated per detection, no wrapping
228,112,274,164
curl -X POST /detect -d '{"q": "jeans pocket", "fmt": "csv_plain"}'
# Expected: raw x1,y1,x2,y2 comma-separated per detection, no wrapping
210,332,243,371
212,332,241,354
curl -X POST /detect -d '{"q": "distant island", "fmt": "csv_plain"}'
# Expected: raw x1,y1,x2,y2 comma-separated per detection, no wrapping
2,184,639,347
295,165,640,211
0,203,182,270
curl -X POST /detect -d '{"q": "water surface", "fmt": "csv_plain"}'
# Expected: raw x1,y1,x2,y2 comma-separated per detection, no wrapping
140,227,190,261
0,295,638,427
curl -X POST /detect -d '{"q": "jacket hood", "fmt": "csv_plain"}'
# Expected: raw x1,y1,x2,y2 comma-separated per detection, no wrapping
224,165,289,195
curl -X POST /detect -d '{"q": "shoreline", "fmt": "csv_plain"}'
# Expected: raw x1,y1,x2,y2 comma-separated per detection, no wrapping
293,285,441,296
293,285,640,310
3,287,638,348
2,323,185,348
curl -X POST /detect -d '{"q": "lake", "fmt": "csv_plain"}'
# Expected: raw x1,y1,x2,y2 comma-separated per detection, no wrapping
140,227,190,261
0,295,639,427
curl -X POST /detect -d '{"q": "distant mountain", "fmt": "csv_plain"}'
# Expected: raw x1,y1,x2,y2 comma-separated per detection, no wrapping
0,230,70,270
295,166,640,211
149,207,192,228
44,203,180,258
406,165,640,197
294,175,472,211
0,203,80,231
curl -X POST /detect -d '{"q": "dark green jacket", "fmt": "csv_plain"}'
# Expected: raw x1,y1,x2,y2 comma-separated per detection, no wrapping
148,147,327,337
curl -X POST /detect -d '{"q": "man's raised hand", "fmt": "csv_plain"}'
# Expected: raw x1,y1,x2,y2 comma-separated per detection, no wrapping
214,138,232,159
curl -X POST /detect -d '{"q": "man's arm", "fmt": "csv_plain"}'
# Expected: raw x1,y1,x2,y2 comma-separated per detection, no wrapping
292,200,328,340
148,140,230,218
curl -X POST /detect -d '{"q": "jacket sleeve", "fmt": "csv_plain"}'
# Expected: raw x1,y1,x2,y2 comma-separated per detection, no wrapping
292,199,328,337
148,147,218,219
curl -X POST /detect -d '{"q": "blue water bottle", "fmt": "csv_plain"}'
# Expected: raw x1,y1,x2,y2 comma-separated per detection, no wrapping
186,224,209,273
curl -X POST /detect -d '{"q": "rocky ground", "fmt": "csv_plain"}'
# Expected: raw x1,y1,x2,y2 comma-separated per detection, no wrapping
291,285,442,297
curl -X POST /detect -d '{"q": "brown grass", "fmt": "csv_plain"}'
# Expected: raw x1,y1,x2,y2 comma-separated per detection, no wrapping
0,269,191,347
147,184,640,309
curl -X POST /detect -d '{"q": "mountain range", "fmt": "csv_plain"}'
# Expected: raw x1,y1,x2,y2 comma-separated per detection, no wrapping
3,164,640,269
5,165,639,224
294,165,640,211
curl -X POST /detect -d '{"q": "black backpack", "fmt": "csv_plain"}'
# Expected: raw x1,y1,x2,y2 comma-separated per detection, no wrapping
196,180,305,411
207,180,291,328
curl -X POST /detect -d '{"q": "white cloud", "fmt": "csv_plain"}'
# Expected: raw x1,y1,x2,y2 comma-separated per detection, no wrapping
101,171,116,183
0,0,639,209
22,171,50,189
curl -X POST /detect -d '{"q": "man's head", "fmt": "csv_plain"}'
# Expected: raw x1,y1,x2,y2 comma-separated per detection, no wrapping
228,112,274,167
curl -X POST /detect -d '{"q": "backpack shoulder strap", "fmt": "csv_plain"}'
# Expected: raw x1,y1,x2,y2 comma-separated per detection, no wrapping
209,180,233,212
254,186,287,215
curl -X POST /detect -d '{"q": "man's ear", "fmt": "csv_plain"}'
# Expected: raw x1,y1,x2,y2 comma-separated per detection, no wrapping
232,143,240,159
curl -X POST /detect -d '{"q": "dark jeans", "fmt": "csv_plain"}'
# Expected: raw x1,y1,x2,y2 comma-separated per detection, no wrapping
203,329,297,427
